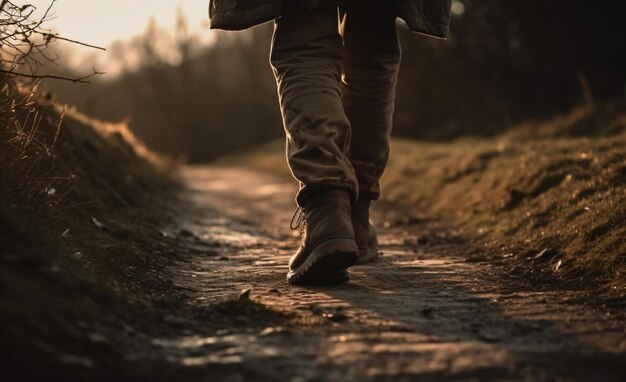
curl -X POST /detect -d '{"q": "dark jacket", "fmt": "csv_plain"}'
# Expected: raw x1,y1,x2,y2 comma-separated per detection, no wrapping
209,0,451,39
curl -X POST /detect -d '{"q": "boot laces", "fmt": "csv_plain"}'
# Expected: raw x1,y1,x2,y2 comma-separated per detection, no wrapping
290,206,304,230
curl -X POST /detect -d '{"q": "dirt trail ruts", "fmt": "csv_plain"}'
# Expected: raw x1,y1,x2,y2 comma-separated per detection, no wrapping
159,166,626,381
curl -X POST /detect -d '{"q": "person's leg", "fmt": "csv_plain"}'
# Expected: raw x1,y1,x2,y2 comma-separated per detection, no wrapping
270,2,358,207
341,0,401,201
341,0,401,263
270,2,358,284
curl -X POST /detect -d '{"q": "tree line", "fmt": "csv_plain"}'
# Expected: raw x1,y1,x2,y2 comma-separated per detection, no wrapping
46,0,626,162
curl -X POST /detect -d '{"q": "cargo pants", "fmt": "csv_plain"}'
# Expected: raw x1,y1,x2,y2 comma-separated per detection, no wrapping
270,0,401,206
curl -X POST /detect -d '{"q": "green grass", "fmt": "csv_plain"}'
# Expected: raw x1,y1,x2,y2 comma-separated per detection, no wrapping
221,102,626,293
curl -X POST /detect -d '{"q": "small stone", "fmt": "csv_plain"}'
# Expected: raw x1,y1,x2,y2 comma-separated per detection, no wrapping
238,288,251,300
322,313,349,322
260,326,285,336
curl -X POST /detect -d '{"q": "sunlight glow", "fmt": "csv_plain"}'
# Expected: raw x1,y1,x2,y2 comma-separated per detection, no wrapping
17,0,212,47
14,1,217,77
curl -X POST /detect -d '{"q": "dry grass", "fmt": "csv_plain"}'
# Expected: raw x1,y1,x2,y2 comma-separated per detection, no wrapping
1,78,175,216
223,102,626,293
384,118,626,291
0,79,63,211
0,77,182,377
1,77,183,279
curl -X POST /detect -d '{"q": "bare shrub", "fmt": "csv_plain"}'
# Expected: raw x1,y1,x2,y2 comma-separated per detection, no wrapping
0,0,103,82
0,1,101,212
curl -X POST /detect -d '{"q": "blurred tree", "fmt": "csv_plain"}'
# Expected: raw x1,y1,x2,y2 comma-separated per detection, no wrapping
395,0,626,139
45,1,626,161
46,20,280,162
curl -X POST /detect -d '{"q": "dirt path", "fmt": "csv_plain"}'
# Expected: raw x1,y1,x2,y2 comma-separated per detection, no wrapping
154,166,625,381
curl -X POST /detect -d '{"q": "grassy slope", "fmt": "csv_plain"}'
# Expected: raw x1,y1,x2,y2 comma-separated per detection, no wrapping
220,102,626,294
1,83,290,380
0,83,179,379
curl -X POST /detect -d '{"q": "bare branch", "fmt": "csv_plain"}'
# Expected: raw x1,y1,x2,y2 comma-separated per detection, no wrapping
47,34,105,51
0,67,105,83
1,0,105,82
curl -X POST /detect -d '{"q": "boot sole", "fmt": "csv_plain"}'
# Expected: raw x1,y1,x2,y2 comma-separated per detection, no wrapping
287,238,358,285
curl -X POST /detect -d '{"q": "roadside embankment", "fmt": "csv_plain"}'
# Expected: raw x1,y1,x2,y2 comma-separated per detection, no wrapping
221,102,626,294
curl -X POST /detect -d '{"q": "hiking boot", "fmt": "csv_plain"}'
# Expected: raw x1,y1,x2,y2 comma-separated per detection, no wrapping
287,189,358,285
352,198,379,264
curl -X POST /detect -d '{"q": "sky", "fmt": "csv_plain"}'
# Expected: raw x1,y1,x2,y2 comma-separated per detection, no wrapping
16,0,464,77
15,0,217,77
20,0,212,48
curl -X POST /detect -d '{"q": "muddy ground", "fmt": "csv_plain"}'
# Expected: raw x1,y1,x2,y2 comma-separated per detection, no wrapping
132,166,626,380
4,165,626,381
